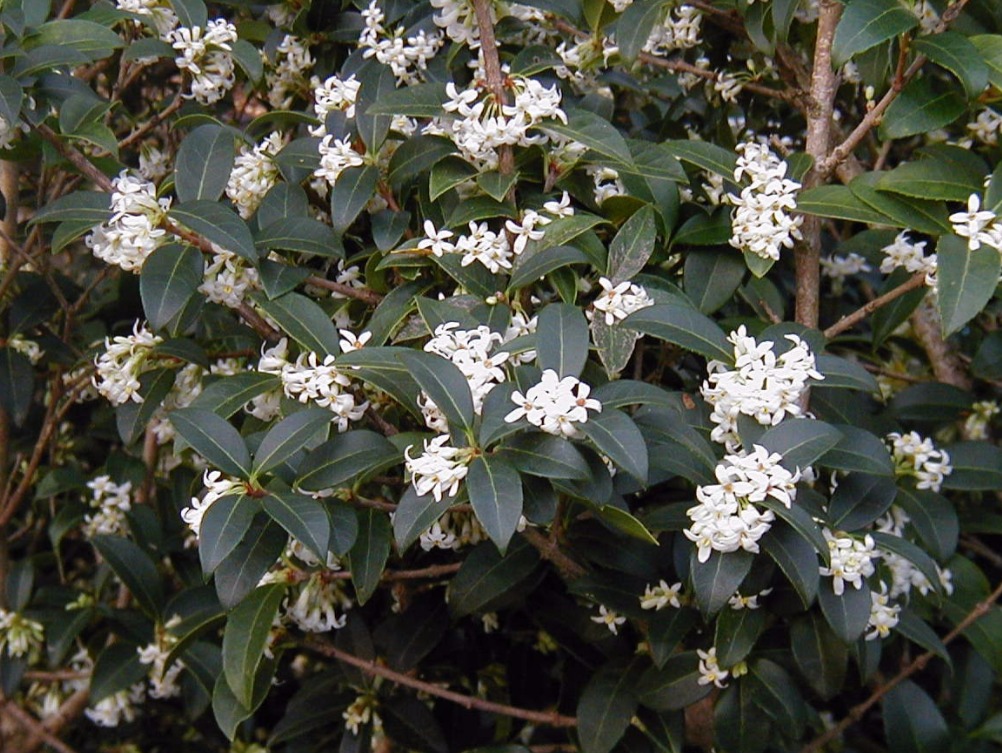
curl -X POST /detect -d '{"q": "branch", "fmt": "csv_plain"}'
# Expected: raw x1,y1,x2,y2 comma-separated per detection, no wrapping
911,300,972,391
801,577,1002,753
471,0,515,177
322,562,462,581
0,699,80,753
303,635,578,728
521,526,587,581
118,94,184,151
305,275,384,305
823,271,926,338
37,124,114,192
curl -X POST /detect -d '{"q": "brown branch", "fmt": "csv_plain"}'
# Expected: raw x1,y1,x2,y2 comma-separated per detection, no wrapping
910,301,972,390
801,577,1002,753
0,699,80,753
236,301,283,342
823,272,926,338
521,526,586,581
118,95,184,151
324,562,462,581
36,124,114,192
305,275,383,305
472,0,514,177
303,636,577,728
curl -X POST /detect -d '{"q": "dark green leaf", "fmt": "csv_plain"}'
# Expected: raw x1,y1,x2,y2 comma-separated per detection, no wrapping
821,426,894,476
90,644,148,703
879,78,965,140
760,519,821,608
189,373,279,418
757,419,842,471
28,190,109,225
214,518,286,609
828,473,897,531
388,135,455,188
255,218,344,258
713,681,770,753
0,348,33,427
623,303,732,362
797,185,890,223
170,201,258,264
791,611,847,699
501,434,591,480
690,549,753,617
648,607,700,668
662,140,737,177
831,0,919,67
466,456,523,553
253,409,330,474
348,508,392,605
684,248,746,314
871,532,943,595
579,409,648,484
263,492,331,562
140,244,203,332
637,652,712,711
199,494,258,574
883,680,950,753
392,487,448,551
540,108,632,164
715,605,766,667
536,302,590,378
814,354,880,393
251,291,340,356
894,486,957,560
330,165,379,234
399,350,475,438
509,245,588,291
92,535,163,618
747,659,806,738
914,31,988,99
942,441,1002,490
896,610,951,667
890,382,972,423
365,82,448,117
171,408,252,478
591,314,639,377
296,430,399,491
175,125,235,203
608,205,657,283
937,234,1001,336
448,538,539,618
222,584,285,707
818,578,871,642
0,76,23,125
617,0,668,62
877,159,983,202
577,660,641,753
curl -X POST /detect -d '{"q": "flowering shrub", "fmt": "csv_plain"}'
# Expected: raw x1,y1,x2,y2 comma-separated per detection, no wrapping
2,0,1002,751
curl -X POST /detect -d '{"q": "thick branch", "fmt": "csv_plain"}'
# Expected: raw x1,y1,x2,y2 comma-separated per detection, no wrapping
801,577,1002,753
823,272,926,338
471,0,514,176
303,636,577,728
911,301,972,390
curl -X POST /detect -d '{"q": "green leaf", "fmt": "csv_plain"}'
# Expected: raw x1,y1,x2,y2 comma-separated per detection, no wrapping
671,209,732,246
509,245,588,291
29,190,109,225
258,260,311,299
591,316,638,377
814,354,880,393
821,425,895,476
608,205,657,283
335,347,422,417
448,538,539,618
539,108,632,164
828,473,897,531
255,218,344,258
536,302,590,378
690,550,753,618
715,605,766,667
791,611,847,699
972,34,1002,90
232,39,264,83
190,373,279,418
330,165,379,235
684,247,746,314
400,350,475,438
348,508,392,605
175,124,235,203
90,644,148,704
599,506,658,545
896,610,951,667
747,660,806,739
140,244,203,332
0,348,33,427
467,456,524,553
577,660,641,753
477,171,518,202
250,291,340,356
617,0,668,62
92,535,163,618
501,434,591,480
212,657,275,740
883,681,950,753
894,486,957,560
253,409,330,474
942,441,1002,490
263,492,331,562
871,532,943,595
662,140,737,177
818,578,871,642
214,518,286,609
937,234,1001,336
170,201,258,264
648,607,700,668
760,521,820,608
831,0,918,67
522,213,606,256
296,430,399,491
171,408,252,478
222,584,285,707
797,185,890,223
757,419,842,471
172,0,208,27
637,652,712,711
388,135,455,188
429,156,478,200
890,381,973,423
365,82,448,117
578,409,648,484
256,183,309,228
914,31,989,99
26,19,126,56
713,681,771,753
199,494,258,574
275,137,321,182
877,159,983,202
0,76,23,125
848,175,950,234
393,487,448,551
623,303,732,362
879,78,965,140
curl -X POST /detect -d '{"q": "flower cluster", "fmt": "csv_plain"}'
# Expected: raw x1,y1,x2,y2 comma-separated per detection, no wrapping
866,585,901,641
359,0,442,85
967,108,1002,146
82,475,133,537
137,617,184,699
181,469,244,538
314,135,365,187
642,4,702,54
200,248,261,308
684,445,799,562
8,334,43,364
702,326,823,449
965,400,999,440
505,369,602,437
590,277,654,326
886,431,952,492
0,609,44,660
93,320,163,405
430,0,481,47
116,0,178,37
819,529,878,596
949,193,1002,253
86,172,171,273
697,647,729,688
226,132,284,218
167,20,239,104
311,74,361,136
820,252,871,289
405,435,473,501
420,508,489,551
880,231,937,289
587,165,627,204
265,34,315,109
420,220,514,273
343,694,380,735
640,580,685,610
876,508,954,599
287,572,352,632
727,141,803,261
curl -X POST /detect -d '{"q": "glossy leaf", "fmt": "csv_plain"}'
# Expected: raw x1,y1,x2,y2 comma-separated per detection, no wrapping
831,0,919,67
608,205,657,283
400,350,476,438
690,550,753,617
170,200,258,264
214,518,286,609
199,495,258,574
171,408,252,478
757,419,842,471
251,291,341,357
296,430,399,491
536,302,590,378
348,508,392,605
578,409,648,484
222,584,285,707
175,124,234,203
623,303,732,362
92,535,163,618
883,681,950,753
448,538,539,618
818,578,871,643
263,492,331,562
253,409,330,474
828,473,897,531
467,456,523,553
937,234,1001,336
577,660,641,753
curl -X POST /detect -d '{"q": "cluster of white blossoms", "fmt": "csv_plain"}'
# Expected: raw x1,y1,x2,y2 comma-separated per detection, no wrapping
343,694,381,735
866,584,901,641
138,143,171,182
93,320,163,406
258,339,369,431
820,252,871,284
310,74,361,136
591,605,626,635
437,76,567,170
696,647,729,688
642,4,702,54
727,141,803,261
314,135,365,187
421,322,510,427
684,445,799,563
82,475,133,537
226,132,284,218
640,580,685,610
880,231,938,289
505,369,602,438
0,609,44,660
702,326,823,449
430,0,481,47
359,1,443,85
181,469,245,538
7,334,43,364
86,171,171,273
420,219,514,273
137,617,184,699
166,20,239,104
967,108,1002,146
116,0,178,37
949,193,1002,253
819,529,878,596
86,683,146,727
149,363,205,446
965,399,999,440
587,165,627,205
405,435,473,502
265,34,315,109
419,509,489,550
286,572,353,632
886,431,952,492
200,248,261,308
874,507,954,599
589,277,654,326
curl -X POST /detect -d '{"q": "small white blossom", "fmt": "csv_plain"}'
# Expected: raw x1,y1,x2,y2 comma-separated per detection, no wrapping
0,609,44,659
226,132,283,218
950,194,1002,252
287,572,351,632
591,605,626,635
696,647,729,688
405,435,472,501
181,469,244,537
93,320,163,406
640,580,684,610
590,277,654,326
819,529,878,596
865,584,900,641
167,20,239,104
505,369,601,438
886,431,952,492
315,135,365,187
727,141,803,261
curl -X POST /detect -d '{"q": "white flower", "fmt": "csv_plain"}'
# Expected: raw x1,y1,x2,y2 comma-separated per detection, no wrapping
727,141,803,261
590,605,626,635
85,684,145,727
339,329,371,352
423,322,509,417
505,369,602,438
265,34,315,109
137,618,184,699
200,250,260,308
287,573,351,632
315,135,365,186
138,143,170,181
167,20,238,104
82,475,133,537
420,521,458,551
278,351,368,431
181,469,244,537
950,194,1001,252
343,694,378,735
419,220,456,257
865,584,900,640
405,435,471,501
8,334,43,364
967,109,1002,146
590,277,654,326
880,232,937,289
0,609,44,659
311,74,361,136
819,529,878,596
86,171,172,273
886,431,952,492
642,5,702,54
728,588,771,610
587,165,626,204
696,647,729,688
640,580,684,610
964,400,999,440
226,132,283,218
93,320,163,406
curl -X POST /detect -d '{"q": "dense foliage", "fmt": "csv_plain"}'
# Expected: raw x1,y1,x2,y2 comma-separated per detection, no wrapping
1,0,1002,751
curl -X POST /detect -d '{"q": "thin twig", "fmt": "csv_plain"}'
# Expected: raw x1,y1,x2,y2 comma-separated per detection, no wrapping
304,636,577,728
118,95,184,151
824,272,926,338
305,275,383,305
0,700,80,753
472,0,514,176
802,578,1002,753
324,562,462,582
